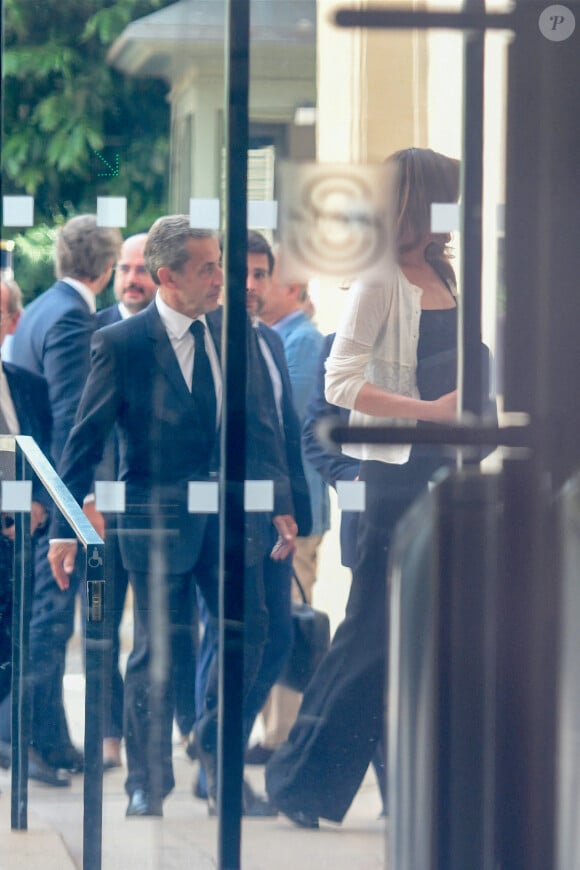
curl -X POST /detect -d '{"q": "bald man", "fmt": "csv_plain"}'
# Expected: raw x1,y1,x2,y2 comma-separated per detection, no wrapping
91,234,158,769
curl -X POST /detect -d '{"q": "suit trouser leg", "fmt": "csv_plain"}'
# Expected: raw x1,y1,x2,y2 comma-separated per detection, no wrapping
195,560,269,796
172,594,198,739
241,555,293,748
29,531,78,757
196,555,285,745
124,568,198,800
266,459,434,822
103,528,129,741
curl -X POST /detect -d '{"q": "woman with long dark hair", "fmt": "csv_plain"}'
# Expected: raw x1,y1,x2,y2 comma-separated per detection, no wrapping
266,147,460,827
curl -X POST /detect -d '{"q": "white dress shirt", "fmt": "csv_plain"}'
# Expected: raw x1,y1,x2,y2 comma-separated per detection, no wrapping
155,292,222,427
61,276,97,314
254,323,284,431
0,365,20,435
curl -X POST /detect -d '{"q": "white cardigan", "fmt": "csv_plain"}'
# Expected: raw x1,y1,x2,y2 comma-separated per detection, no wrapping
325,269,436,464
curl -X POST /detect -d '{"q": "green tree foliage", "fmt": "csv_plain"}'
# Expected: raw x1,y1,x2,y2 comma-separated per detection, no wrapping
2,0,173,234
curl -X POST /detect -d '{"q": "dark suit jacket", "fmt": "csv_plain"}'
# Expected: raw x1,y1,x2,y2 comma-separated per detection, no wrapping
256,322,312,537
96,304,122,329
2,362,53,509
51,302,293,573
10,280,96,465
302,333,360,569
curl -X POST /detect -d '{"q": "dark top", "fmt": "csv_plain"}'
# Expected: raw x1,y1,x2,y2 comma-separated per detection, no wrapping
416,306,458,363
414,305,458,463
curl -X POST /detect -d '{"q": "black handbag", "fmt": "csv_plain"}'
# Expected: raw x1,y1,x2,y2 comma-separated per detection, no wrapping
277,571,331,693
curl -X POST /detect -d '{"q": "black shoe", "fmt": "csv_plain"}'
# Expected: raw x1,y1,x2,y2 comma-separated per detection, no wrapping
207,780,278,818
282,808,319,829
28,749,71,788
244,743,274,765
126,789,163,818
43,745,84,774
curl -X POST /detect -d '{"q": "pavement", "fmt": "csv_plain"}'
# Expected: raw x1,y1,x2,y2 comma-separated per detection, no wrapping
0,708,387,869
0,509,388,869
1,755,386,869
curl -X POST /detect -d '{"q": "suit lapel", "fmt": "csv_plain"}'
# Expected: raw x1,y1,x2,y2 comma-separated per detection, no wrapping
144,304,191,402
143,303,224,409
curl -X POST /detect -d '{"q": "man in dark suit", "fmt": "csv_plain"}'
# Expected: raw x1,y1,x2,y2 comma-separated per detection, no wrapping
0,278,72,787
47,216,297,817
93,232,199,769
7,215,122,775
194,232,312,804
302,333,361,570
243,233,312,742
245,238,330,759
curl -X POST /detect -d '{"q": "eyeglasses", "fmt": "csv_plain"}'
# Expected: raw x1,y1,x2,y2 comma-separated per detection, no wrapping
115,264,149,276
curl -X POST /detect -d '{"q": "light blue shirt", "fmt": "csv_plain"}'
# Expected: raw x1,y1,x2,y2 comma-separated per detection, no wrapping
272,310,330,536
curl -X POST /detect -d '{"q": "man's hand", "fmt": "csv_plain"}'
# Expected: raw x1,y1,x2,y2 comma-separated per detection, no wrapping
83,500,105,539
270,514,298,561
48,540,78,591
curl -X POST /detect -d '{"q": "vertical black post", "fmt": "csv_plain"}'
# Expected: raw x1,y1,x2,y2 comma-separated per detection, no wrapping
10,445,32,830
498,4,580,868
219,0,249,867
459,0,484,419
434,472,498,870
83,545,106,870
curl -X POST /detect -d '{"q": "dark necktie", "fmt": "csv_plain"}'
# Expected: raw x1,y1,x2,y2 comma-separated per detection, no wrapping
189,320,217,429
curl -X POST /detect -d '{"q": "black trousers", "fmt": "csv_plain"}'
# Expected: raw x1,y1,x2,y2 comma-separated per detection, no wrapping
29,531,79,757
266,456,443,822
124,519,268,801
96,518,200,743
102,527,128,741
123,566,200,799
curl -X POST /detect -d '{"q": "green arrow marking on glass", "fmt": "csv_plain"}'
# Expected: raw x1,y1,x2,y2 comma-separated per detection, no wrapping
93,150,120,177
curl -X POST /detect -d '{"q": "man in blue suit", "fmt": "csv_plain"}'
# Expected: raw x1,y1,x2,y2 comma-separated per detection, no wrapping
0,277,73,787
48,216,298,817
8,216,122,775
302,333,360,571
